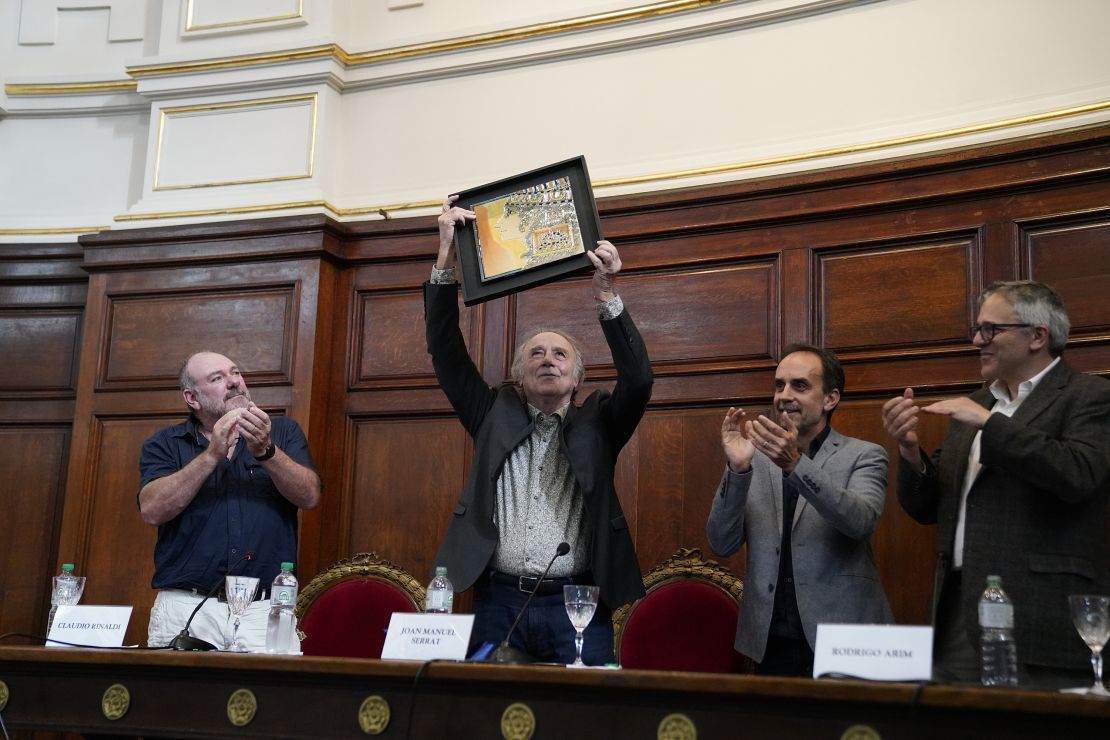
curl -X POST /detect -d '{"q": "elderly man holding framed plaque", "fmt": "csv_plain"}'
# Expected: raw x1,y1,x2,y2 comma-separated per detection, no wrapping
424,171,653,665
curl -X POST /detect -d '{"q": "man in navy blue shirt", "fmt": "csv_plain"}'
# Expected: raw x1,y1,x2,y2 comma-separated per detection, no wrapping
139,351,320,650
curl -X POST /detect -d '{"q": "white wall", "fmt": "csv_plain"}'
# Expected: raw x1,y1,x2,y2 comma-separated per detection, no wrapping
2,0,1109,241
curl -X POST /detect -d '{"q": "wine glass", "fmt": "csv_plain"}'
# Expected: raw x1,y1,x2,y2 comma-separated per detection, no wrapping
225,575,259,652
564,585,599,668
1068,594,1110,696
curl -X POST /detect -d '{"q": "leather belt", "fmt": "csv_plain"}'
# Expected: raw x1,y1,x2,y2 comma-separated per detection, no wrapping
487,570,593,597
167,586,268,603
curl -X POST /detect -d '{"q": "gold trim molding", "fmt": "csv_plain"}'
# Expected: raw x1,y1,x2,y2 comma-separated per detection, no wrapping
111,98,1110,224
128,0,727,78
595,99,1110,189
0,226,109,236
345,0,724,67
153,93,318,191
185,0,304,32
4,80,137,96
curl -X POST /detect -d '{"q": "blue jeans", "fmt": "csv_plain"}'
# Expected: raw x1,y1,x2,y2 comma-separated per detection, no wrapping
472,575,614,665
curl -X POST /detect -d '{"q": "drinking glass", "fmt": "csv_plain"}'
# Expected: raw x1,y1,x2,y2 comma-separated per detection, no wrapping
563,584,599,668
225,575,259,652
1068,594,1110,696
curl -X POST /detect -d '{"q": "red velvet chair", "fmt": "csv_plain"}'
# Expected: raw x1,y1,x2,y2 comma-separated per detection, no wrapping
295,552,425,658
614,547,750,673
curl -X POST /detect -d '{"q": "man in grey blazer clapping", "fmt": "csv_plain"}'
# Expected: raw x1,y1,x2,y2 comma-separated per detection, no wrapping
707,344,893,677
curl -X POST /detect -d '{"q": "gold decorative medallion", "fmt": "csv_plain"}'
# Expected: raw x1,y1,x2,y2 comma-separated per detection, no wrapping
658,712,697,740
358,695,391,735
101,684,130,720
841,724,881,740
227,688,258,727
500,702,535,740
0,680,9,711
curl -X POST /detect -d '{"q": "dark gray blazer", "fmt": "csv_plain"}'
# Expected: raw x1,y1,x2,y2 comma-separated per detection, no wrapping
707,428,893,662
899,360,1110,670
424,281,653,609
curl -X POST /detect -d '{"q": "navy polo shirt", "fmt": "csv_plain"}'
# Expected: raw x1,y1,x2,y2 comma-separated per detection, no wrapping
139,415,316,591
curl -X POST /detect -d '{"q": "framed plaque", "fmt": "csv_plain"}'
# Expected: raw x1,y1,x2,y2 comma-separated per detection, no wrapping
453,156,601,306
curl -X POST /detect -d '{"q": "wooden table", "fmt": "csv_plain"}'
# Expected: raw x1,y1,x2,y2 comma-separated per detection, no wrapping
1,646,1107,739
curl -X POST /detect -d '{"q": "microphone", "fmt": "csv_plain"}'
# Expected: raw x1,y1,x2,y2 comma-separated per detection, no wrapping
168,551,254,651
488,542,571,664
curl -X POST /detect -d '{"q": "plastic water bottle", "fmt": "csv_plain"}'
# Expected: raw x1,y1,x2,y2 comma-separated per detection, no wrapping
47,563,79,635
265,562,299,654
425,566,454,614
979,574,1018,686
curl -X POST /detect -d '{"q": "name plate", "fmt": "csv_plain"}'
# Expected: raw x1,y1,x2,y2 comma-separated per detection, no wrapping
381,613,474,661
47,605,133,648
813,624,933,681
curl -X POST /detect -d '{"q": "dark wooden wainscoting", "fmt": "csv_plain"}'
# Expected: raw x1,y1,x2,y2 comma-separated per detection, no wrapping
1,125,1108,651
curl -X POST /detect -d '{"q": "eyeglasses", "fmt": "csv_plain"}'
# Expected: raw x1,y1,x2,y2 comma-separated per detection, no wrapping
969,322,1032,342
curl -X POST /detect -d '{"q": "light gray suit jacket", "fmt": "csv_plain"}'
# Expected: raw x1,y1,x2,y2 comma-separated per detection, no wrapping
707,427,894,662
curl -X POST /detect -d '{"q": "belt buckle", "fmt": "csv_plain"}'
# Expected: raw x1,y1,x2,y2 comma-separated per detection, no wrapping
517,575,536,593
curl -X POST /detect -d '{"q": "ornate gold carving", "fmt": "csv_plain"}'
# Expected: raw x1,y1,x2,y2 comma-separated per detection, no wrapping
227,688,258,727
297,552,427,628
101,684,130,720
0,680,9,711
500,702,536,740
613,547,743,648
153,94,317,191
841,725,881,740
358,695,391,735
658,713,697,740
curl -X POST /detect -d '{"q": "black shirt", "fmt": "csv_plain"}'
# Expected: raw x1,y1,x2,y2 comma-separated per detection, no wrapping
769,424,831,639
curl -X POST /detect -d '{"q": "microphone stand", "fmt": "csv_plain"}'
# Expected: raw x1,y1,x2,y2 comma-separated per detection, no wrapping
488,542,570,664
168,552,254,651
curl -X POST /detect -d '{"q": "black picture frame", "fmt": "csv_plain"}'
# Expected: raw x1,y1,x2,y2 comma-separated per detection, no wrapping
453,155,600,306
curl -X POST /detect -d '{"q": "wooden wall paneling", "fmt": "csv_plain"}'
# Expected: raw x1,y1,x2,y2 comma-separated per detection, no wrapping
0,427,71,639
345,416,469,584
57,238,334,643
817,236,980,353
13,124,1108,655
0,244,87,641
81,413,181,647
1019,210,1110,336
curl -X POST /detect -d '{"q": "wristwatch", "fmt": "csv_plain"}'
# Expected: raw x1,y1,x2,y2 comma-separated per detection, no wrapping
256,442,277,462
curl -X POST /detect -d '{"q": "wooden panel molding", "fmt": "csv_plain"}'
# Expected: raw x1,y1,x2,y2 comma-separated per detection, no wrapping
99,285,298,391
818,236,979,354
343,415,469,583
0,309,82,397
350,287,439,390
1019,211,1110,339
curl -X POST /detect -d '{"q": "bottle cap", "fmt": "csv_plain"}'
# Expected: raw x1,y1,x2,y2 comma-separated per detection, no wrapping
986,574,1002,586
281,562,294,570
435,566,447,575
62,564,74,572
